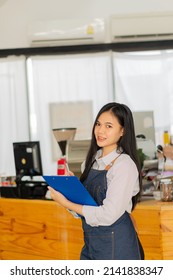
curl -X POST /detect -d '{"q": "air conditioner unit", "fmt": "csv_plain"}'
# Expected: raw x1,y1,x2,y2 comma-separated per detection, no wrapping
28,18,106,47
110,13,173,42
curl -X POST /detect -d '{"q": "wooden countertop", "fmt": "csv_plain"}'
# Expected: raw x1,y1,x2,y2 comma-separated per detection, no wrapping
135,198,173,209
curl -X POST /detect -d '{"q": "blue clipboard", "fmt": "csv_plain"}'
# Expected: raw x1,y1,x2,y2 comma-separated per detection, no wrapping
43,175,97,206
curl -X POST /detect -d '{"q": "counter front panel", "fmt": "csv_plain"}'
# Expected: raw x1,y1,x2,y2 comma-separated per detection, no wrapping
1,198,173,259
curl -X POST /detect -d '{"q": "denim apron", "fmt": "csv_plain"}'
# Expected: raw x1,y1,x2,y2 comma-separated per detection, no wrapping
80,167,142,260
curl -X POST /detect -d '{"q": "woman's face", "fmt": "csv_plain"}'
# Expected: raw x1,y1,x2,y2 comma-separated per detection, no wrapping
94,111,124,156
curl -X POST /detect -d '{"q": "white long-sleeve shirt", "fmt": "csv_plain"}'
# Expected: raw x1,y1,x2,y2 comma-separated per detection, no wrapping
82,149,139,227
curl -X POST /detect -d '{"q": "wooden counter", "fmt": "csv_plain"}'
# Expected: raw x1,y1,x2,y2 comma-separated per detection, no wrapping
0,197,173,260
131,199,173,260
0,198,83,260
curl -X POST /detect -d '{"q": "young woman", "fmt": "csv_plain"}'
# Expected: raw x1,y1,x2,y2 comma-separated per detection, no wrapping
48,102,144,260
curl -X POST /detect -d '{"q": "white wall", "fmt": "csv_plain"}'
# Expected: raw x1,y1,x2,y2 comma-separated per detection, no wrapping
1,0,173,49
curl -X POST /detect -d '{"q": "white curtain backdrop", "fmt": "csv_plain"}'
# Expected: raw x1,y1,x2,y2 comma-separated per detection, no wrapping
2,50,173,177
27,52,114,174
0,56,29,176
113,50,173,145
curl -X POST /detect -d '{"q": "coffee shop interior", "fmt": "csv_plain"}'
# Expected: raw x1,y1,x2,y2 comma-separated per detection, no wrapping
1,0,173,260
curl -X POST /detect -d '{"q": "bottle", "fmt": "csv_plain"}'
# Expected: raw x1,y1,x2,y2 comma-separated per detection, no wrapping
163,131,170,146
57,157,66,175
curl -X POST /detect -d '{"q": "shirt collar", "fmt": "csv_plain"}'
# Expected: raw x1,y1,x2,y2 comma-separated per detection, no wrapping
95,149,120,167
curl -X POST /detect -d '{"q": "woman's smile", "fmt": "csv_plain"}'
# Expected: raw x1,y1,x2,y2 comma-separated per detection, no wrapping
97,136,107,142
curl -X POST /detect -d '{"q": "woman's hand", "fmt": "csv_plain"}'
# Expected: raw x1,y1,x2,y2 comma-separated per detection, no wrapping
65,170,74,176
163,146,173,160
48,186,69,207
47,186,83,216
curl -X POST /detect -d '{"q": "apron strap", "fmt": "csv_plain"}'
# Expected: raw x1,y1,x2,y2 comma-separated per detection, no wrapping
105,153,122,171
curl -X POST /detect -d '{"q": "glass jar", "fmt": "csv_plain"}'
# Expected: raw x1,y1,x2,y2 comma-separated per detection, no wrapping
160,178,173,202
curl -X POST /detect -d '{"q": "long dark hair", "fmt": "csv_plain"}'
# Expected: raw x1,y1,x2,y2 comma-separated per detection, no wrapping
80,102,142,210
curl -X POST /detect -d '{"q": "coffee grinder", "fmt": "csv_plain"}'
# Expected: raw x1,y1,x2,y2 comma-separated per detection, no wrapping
52,128,76,175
